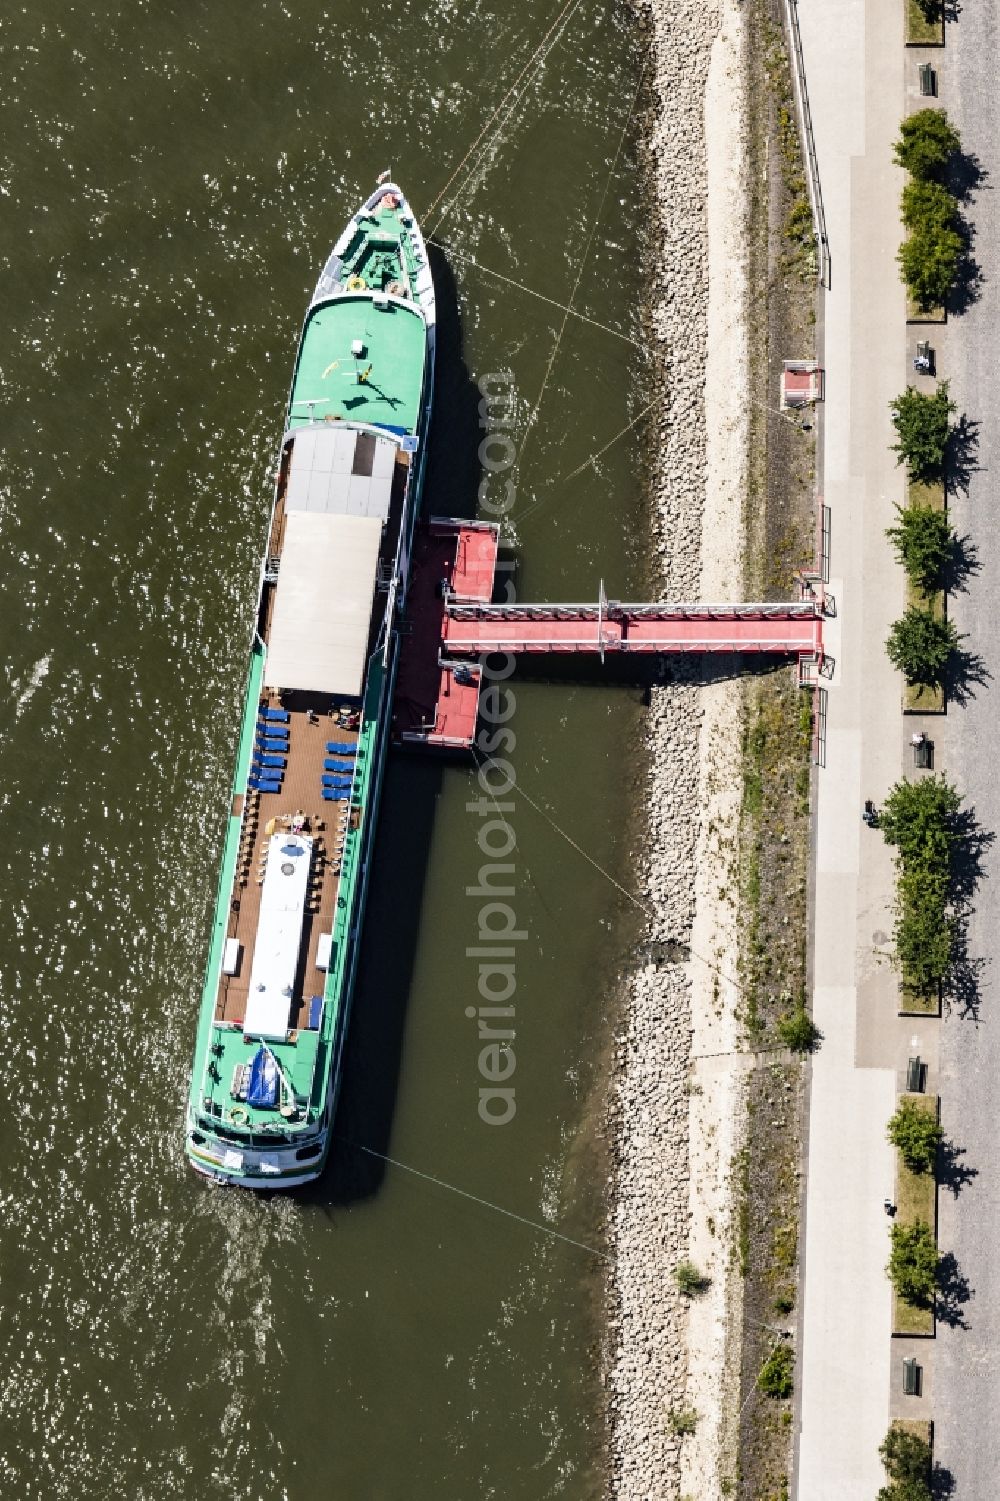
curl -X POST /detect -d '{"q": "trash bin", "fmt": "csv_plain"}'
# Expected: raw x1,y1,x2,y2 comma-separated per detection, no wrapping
913,737,933,770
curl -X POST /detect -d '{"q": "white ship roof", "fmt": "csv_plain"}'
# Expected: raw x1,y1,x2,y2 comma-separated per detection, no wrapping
285,426,397,520
264,509,382,697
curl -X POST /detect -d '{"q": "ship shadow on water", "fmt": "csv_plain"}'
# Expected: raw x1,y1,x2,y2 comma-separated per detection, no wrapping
506,651,794,696
299,244,482,1208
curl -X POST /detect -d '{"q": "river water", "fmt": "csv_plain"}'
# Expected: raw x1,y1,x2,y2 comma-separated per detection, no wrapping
0,3,654,1495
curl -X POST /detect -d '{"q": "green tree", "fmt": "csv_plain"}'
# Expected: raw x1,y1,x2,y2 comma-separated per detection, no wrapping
777,1006,822,1054
888,382,954,481
880,776,960,993
895,866,951,992
893,108,961,180
878,1424,933,1501
898,221,963,311
885,505,955,593
887,1220,939,1305
887,1098,944,1174
901,177,958,232
757,1342,794,1399
880,775,961,867
885,607,960,687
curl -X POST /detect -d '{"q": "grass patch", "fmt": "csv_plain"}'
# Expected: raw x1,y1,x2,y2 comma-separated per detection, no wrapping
893,1286,935,1336
736,1146,751,1276
904,679,946,714
906,477,946,512
891,1095,939,1336
906,295,946,323
899,986,942,1016
905,0,945,45
899,479,947,714
895,1094,939,1226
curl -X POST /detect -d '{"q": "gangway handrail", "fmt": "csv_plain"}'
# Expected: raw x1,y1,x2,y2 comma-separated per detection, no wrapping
446,598,825,621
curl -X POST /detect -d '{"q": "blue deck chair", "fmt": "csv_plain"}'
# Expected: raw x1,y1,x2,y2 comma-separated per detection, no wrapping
260,754,286,769
307,996,324,1029
261,707,289,723
322,789,349,802
325,741,355,756
256,734,288,751
321,772,351,786
324,758,354,773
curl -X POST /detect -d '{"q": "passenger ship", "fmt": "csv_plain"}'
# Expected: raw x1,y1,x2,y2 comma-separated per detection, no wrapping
185,181,435,1187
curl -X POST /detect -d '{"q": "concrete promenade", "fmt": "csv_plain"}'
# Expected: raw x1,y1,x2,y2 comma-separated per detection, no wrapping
793,0,924,1493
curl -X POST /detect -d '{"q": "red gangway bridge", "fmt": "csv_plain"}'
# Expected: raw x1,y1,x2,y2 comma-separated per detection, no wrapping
392,519,829,751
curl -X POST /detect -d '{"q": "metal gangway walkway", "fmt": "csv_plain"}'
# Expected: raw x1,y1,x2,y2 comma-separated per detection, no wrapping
441,594,826,661
393,521,830,752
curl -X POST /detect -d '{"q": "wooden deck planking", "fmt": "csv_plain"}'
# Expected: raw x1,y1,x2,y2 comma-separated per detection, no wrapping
214,702,358,1033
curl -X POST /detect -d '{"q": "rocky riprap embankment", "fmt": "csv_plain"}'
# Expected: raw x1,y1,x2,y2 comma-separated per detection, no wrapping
608,1,721,1497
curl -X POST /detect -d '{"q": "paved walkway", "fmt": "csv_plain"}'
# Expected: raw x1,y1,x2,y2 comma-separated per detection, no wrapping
793,1,922,1494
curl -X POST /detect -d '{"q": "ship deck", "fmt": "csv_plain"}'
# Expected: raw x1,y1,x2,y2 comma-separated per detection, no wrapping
289,295,426,433
214,698,360,1035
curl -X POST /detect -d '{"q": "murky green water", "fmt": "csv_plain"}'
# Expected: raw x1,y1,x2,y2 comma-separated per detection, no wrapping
0,3,654,1495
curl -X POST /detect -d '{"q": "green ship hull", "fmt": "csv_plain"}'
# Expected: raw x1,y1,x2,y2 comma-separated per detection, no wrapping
185,181,435,1188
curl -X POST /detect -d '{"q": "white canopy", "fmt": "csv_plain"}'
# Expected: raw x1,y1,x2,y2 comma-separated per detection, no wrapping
264,510,382,696
243,833,314,1040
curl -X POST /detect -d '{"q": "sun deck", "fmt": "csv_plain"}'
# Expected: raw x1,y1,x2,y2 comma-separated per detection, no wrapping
214,702,361,1035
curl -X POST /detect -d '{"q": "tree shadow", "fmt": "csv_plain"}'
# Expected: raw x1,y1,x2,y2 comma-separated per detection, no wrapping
943,804,993,1018
932,1459,957,1500
947,221,984,316
941,532,980,596
943,927,989,1020
938,1136,979,1197
942,643,991,707
946,146,987,207
935,1249,973,1329
949,804,994,904
945,411,981,495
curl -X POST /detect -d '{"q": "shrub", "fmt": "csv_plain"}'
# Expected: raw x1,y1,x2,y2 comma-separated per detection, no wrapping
893,108,961,181
901,177,958,233
773,1291,794,1316
887,1220,939,1305
878,1425,933,1501
757,1342,794,1399
885,607,960,688
885,505,955,593
674,1259,711,1297
887,1098,943,1174
888,382,954,481
777,1006,822,1054
668,1405,699,1436
898,221,963,311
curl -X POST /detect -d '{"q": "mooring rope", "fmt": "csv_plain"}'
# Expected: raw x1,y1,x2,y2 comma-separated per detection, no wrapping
469,738,743,993
424,0,584,236
512,396,660,530
426,236,643,348
520,58,648,460
347,1140,611,1261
